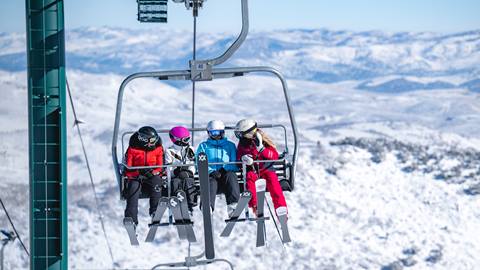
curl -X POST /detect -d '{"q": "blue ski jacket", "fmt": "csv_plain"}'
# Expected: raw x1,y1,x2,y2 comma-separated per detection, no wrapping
196,137,238,174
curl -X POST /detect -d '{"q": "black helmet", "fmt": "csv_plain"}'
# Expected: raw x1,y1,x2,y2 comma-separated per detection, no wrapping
137,126,159,149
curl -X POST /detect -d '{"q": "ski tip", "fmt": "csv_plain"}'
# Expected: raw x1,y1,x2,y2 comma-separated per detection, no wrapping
282,237,292,244
255,178,266,191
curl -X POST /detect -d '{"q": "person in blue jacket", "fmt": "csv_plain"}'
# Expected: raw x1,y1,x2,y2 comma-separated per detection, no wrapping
196,120,240,217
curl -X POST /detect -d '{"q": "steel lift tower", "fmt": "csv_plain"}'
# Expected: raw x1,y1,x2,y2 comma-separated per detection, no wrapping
26,0,68,269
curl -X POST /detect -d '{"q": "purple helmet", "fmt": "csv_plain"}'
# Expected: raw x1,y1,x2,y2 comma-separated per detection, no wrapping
169,126,191,146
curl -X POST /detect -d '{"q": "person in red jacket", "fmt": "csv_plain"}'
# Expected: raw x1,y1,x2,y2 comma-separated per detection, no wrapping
123,126,165,226
235,119,288,218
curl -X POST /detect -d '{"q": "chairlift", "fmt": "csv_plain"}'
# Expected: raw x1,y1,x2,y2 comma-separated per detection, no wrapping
112,0,298,267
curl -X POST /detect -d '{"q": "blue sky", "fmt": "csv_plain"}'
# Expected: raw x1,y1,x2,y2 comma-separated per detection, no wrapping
1,0,479,33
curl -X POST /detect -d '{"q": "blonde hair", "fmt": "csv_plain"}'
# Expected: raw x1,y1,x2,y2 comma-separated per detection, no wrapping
258,129,276,149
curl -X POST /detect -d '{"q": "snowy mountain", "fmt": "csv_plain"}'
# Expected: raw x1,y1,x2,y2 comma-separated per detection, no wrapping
0,27,480,269
1,27,480,88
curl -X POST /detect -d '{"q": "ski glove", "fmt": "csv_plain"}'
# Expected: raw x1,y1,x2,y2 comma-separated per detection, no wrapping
140,169,154,179
209,170,222,180
173,167,183,177
174,167,193,178
241,154,254,166
254,132,265,152
186,147,195,160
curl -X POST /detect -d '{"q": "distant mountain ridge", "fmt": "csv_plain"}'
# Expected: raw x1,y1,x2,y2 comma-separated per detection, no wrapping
1,27,479,91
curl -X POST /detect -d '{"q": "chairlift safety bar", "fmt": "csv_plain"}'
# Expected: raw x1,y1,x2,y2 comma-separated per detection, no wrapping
121,159,285,171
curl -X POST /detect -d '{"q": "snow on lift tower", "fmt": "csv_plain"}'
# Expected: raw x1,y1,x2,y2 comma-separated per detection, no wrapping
113,0,298,267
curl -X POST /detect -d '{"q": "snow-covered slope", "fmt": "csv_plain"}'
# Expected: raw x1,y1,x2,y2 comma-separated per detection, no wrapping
1,68,479,269
1,27,480,269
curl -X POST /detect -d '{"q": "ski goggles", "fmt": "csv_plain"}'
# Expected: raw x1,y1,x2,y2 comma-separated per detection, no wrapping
170,134,191,146
208,130,224,139
234,125,257,139
138,133,159,145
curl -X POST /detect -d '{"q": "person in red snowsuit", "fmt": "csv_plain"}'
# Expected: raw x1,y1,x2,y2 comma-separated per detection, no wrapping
235,119,287,217
123,126,165,226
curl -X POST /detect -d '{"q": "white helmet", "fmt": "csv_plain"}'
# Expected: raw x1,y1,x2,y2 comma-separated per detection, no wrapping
207,120,225,131
234,119,257,139
207,120,225,140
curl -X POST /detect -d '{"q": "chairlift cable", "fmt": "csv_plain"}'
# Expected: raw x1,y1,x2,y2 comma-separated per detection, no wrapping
191,15,197,145
0,197,29,255
66,79,117,268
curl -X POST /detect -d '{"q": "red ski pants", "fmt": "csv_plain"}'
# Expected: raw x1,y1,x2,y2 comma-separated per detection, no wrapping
245,170,287,210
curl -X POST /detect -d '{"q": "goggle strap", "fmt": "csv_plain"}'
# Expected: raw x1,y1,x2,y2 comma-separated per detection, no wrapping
244,123,257,135
171,133,190,144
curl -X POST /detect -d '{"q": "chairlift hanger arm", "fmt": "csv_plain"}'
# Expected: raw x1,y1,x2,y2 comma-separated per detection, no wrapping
172,0,248,67
206,0,249,67
189,0,249,81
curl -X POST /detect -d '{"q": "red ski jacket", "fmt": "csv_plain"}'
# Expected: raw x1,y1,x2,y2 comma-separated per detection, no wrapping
237,139,279,172
124,146,164,179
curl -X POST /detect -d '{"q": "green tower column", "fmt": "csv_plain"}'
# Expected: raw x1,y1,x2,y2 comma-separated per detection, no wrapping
26,0,68,269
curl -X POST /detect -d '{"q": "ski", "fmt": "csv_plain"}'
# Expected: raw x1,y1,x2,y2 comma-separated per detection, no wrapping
197,152,215,259
123,217,139,246
177,190,197,242
220,191,251,237
255,178,267,247
170,196,187,240
276,207,291,243
145,197,169,242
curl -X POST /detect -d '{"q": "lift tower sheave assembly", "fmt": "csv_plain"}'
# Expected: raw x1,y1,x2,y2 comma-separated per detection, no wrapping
26,0,68,269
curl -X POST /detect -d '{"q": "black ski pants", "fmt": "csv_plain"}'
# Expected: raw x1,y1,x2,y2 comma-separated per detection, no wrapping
171,171,197,211
124,175,164,224
209,170,240,211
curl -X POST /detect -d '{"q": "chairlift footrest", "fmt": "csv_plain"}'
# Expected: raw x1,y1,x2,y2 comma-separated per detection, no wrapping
174,220,194,226
148,222,171,227
224,216,270,223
